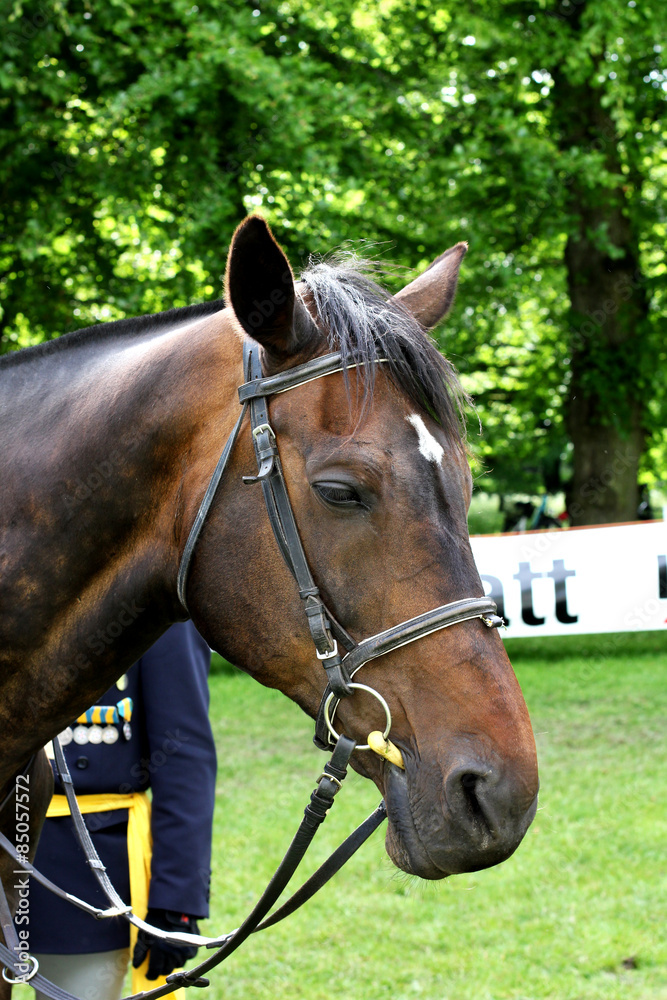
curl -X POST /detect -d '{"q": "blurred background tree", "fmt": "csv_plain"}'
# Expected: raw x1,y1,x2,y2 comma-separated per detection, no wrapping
1,0,665,523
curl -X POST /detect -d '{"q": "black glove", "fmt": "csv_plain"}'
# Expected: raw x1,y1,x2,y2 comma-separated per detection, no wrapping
132,908,200,980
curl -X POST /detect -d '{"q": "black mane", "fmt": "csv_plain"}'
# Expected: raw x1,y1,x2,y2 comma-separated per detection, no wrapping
2,260,467,446
301,259,468,444
0,300,225,369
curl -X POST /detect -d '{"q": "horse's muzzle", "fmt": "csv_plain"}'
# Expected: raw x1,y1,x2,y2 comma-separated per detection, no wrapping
383,761,538,879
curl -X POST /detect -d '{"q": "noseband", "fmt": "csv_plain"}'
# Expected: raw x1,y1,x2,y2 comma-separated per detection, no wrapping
177,340,502,754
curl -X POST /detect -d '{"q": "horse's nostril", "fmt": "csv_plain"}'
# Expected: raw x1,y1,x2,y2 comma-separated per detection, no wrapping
456,770,492,831
460,771,480,793
385,760,538,878
445,761,538,854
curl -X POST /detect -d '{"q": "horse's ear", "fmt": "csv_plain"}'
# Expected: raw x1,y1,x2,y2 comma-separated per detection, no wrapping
225,215,315,362
394,242,468,330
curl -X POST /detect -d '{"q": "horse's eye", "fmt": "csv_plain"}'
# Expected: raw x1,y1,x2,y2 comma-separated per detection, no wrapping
312,481,366,510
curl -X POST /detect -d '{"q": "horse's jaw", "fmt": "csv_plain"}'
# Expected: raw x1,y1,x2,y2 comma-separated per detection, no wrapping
382,761,538,880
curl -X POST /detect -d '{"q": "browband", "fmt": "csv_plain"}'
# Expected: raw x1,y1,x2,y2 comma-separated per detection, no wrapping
238,352,388,402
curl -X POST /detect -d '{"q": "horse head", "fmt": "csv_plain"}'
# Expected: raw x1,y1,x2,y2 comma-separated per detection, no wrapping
185,217,539,880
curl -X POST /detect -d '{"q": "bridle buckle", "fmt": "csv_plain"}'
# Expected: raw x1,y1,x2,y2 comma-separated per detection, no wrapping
252,422,275,442
2,955,39,984
316,639,353,699
316,639,339,661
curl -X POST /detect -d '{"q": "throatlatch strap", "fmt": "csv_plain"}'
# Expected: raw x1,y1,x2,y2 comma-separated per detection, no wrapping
51,736,130,914
177,400,248,615
0,829,125,920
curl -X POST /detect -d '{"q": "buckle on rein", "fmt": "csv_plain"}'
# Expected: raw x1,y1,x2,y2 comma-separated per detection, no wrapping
315,639,355,701
243,423,278,485
1,955,40,985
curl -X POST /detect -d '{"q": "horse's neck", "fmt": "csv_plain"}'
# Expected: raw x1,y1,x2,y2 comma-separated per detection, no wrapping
0,311,239,772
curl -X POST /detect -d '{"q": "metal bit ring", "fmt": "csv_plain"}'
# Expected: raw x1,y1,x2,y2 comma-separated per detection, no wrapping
323,683,392,751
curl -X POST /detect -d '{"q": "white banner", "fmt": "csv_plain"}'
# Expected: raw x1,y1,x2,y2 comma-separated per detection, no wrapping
470,521,667,637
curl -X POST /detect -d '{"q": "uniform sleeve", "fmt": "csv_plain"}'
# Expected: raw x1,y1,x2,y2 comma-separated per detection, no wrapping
140,621,217,917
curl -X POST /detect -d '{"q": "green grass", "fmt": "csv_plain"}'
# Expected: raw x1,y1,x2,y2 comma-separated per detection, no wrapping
15,635,666,999
199,634,667,1000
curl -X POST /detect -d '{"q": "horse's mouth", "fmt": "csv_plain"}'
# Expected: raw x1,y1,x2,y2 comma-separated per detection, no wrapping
383,765,447,879
383,760,538,880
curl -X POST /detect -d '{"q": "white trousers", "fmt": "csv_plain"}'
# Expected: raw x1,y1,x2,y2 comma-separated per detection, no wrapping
32,948,129,1000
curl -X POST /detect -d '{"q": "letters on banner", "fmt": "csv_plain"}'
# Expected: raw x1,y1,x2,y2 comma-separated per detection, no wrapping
470,520,667,638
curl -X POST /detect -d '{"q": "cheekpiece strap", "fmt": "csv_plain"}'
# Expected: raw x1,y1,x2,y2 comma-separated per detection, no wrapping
242,343,353,697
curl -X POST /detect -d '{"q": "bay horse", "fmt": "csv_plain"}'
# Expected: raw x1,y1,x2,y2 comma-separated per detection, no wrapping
0,216,538,991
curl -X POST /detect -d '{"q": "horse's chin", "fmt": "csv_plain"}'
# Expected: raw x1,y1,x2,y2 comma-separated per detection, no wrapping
383,762,537,880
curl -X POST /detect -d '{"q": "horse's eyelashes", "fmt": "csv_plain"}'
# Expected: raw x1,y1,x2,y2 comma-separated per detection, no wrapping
312,481,368,511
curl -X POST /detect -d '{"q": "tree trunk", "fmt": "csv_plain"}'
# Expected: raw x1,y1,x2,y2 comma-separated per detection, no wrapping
554,27,649,525
565,226,646,525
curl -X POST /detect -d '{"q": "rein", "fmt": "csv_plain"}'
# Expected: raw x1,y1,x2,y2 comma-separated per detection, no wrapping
0,736,388,998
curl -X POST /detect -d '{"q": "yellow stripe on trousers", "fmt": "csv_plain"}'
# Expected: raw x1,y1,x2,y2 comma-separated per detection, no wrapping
47,793,185,998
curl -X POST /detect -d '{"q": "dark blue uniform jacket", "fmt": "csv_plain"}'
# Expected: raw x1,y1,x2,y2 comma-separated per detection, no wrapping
30,622,217,954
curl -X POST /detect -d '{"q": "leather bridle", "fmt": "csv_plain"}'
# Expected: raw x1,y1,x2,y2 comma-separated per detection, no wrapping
0,339,505,999
177,339,503,755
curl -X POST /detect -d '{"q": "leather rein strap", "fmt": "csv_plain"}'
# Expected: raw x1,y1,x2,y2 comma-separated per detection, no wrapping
0,735,387,999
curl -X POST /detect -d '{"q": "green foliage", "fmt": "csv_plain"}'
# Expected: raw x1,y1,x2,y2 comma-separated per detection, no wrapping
1,0,665,496
467,492,505,534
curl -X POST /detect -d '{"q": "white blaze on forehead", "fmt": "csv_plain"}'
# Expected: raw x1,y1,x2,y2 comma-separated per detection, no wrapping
406,413,444,466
